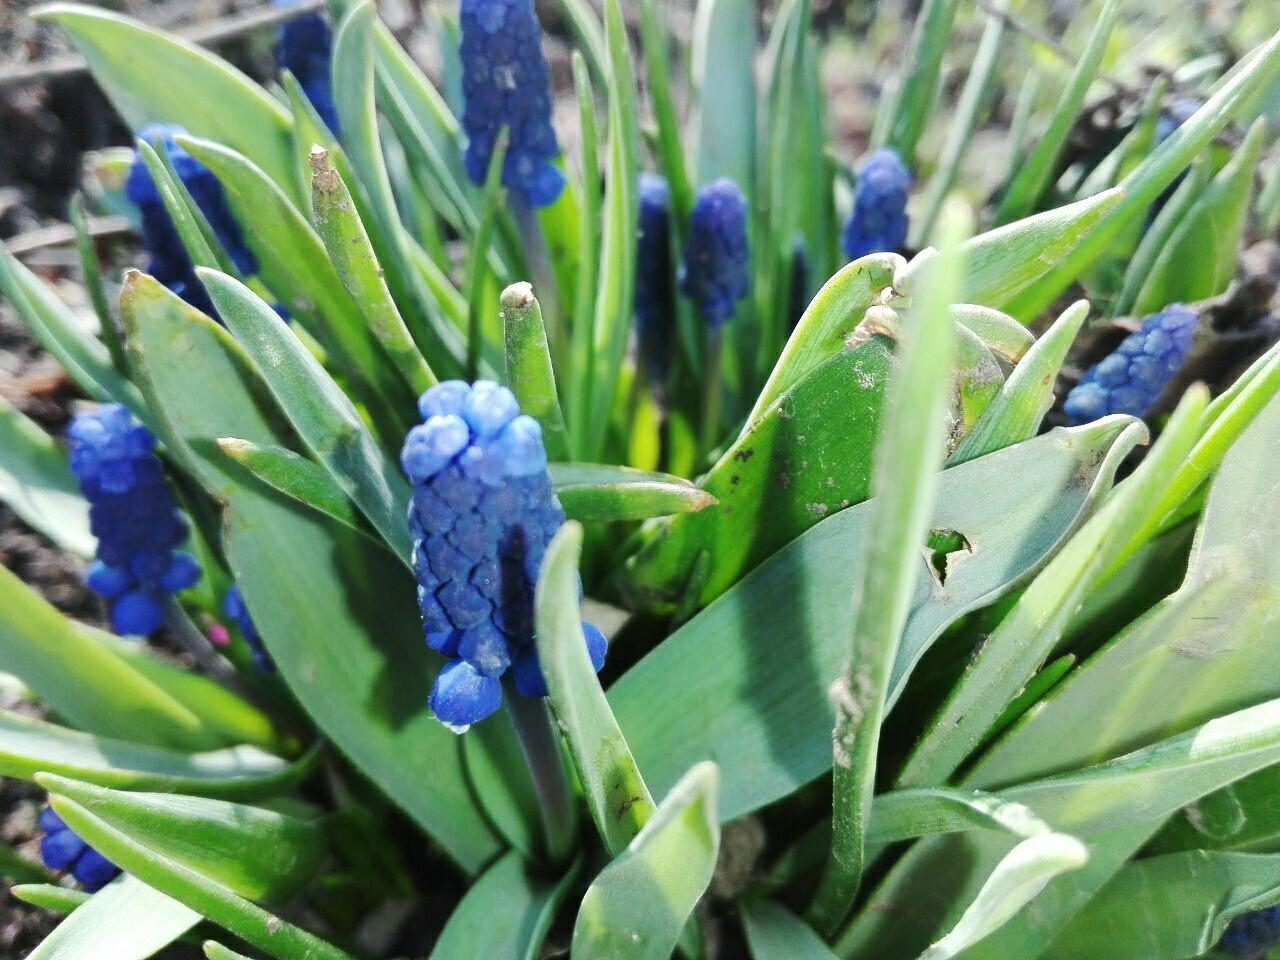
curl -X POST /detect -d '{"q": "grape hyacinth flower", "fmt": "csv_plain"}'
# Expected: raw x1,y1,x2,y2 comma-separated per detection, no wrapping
1063,305,1199,425
224,585,275,674
125,125,256,317
39,806,119,892
840,147,911,261
459,0,564,208
679,178,751,327
1220,905,1280,959
635,173,675,381
69,405,201,636
275,0,339,134
402,381,607,731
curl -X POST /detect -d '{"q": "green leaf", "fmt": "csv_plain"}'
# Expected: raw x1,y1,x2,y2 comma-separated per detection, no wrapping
461,711,542,860
216,438,367,538
1109,159,1209,320
122,270,502,873
572,763,721,960
1149,763,1280,856
200,268,414,562
949,304,1035,365
557,0,608,80
569,51,602,396
0,393,93,555
577,0,639,461
993,0,1124,225
43,785,351,960
883,0,961,161
809,204,964,933
0,709,313,800
549,463,717,522
920,834,1089,960
41,773,326,903
638,0,694,229
173,136,407,437
1133,118,1266,314
536,522,656,853
742,900,839,960
898,392,1200,791
36,4,296,196
0,245,149,422
10,883,87,912
502,282,571,462
691,0,755,191
25,875,201,960
1048,850,1280,959
949,300,1090,465
0,842,54,885
0,564,226,751
1007,28,1280,320
946,188,1124,312
204,944,255,960
309,147,436,395
429,851,579,960
69,191,126,373
610,416,1139,821
135,138,222,272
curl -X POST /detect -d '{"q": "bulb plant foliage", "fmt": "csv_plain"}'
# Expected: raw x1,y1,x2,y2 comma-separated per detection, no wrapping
0,0,1279,958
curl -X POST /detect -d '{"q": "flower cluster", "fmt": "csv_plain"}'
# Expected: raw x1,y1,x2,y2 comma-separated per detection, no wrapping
1063,305,1199,425
223,585,275,674
459,0,564,208
635,173,675,381
39,806,119,892
840,147,911,261
679,178,751,327
69,405,200,636
1221,905,1280,959
275,0,339,134
402,381,607,731
125,125,256,318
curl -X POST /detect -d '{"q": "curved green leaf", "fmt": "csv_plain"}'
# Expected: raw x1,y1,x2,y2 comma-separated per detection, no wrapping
216,438,366,537
11,883,88,912
0,393,92,555
611,417,1139,821
36,4,296,197
550,463,717,522
742,900,838,960
0,709,313,800
882,0,960,161
572,762,720,960
503,282,570,462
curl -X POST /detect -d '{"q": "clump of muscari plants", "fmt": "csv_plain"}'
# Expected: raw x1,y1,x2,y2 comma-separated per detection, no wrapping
2,0,1280,957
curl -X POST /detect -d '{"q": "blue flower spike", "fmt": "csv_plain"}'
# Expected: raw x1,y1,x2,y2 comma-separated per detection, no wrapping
841,147,911,261
125,125,256,318
274,0,339,134
68,404,201,636
223,585,276,674
403,381,608,732
635,173,675,381
459,0,565,208
1220,905,1280,959
1063,305,1199,425
39,805,120,892
679,178,751,327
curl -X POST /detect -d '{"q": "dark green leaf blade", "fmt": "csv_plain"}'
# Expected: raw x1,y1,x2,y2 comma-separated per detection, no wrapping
0,393,93,555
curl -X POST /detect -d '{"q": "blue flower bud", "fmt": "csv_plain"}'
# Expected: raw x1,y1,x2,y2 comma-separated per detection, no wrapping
635,173,675,381
274,0,339,134
223,585,275,674
679,178,751,328
1063,305,1199,425
459,0,565,208
39,805,120,892
68,405,201,636
1220,904,1280,959
841,148,911,261
125,125,256,318
404,381,608,732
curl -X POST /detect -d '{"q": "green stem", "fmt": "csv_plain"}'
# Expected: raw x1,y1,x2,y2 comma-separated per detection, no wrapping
512,199,568,375
506,686,579,866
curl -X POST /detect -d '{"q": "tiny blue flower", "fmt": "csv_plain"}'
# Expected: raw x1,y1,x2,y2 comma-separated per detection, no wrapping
39,805,120,892
635,173,675,381
68,404,200,636
459,0,565,208
274,0,340,134
1063,305,1199,425
125,125,256,318
223,585,275,674
841,147,911,261
679,178,751,328
404,381,608,732
1220,904,1280,959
